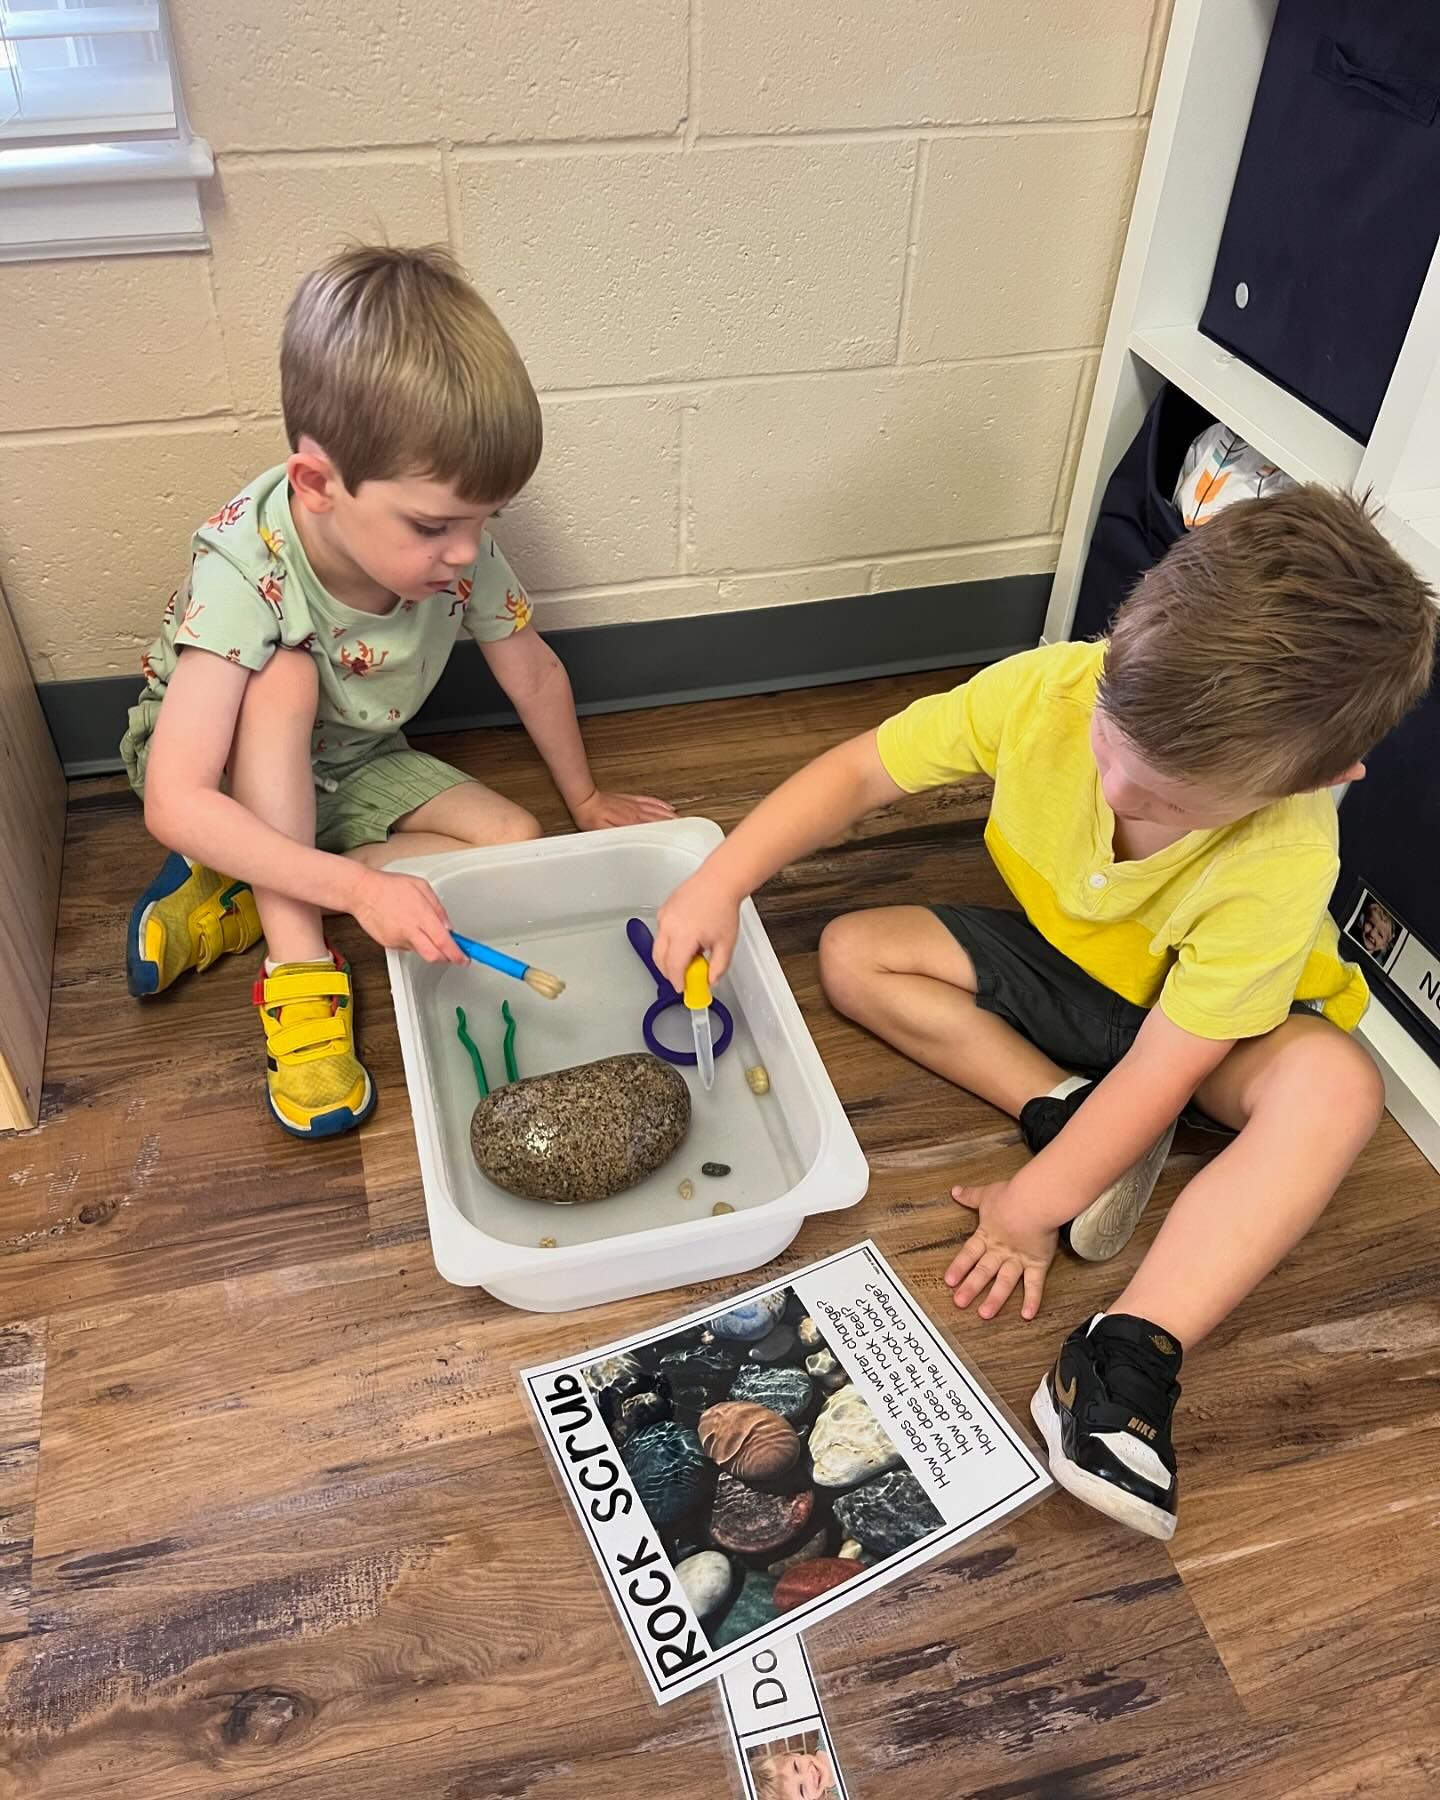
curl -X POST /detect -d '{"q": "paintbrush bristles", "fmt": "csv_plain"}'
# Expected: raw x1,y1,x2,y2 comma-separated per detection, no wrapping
523,965,566,1000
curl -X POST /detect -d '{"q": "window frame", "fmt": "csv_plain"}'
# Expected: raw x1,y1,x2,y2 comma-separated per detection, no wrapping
0,0,210,263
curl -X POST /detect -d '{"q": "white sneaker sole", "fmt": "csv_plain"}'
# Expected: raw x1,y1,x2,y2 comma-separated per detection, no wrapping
1066,1121,1177,1263
1030,1376,1176,1541
135,900,157,964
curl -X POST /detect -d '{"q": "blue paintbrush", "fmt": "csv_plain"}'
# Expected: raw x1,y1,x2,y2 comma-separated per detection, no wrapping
450,932,566,1000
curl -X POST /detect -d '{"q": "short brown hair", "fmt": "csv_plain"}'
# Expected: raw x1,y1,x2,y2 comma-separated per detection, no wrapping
1098,486,1436,794
280,244,542,502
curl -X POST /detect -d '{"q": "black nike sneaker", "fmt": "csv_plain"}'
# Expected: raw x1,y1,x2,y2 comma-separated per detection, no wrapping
1030,1313,1182,1540
1020,1080,1176,1263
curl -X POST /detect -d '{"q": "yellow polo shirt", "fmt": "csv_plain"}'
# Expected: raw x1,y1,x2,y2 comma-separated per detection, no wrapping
875,641,1367,1041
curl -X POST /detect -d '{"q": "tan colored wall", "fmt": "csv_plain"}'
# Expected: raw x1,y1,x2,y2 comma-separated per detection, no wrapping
0,0,1169,683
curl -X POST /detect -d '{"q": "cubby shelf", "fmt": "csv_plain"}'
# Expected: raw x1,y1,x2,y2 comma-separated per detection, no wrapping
1128,324,1363,491
1045,0,1440,1170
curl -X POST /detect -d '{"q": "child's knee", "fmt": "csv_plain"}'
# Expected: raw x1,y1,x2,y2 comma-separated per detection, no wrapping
486,803,544,846
1273,1026,1385,1138
464,799,543,846
818,912,884,1013
1324,1033,1386,1136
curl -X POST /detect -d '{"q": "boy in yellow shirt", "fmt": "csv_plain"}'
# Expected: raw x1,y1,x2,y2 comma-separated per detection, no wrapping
122,246,670,1138
655,489,1435,1540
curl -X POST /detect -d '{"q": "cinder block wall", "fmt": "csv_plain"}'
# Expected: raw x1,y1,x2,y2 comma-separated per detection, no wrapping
0,0,1170,685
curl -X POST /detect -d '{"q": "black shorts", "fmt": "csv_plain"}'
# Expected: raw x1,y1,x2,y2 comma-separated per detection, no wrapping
932,904,1237,1135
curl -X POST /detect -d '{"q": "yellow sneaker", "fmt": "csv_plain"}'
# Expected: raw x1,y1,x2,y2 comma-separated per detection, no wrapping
127,853,262,998
254,954,376,1138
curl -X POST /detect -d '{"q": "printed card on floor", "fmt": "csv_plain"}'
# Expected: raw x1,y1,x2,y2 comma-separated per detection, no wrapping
720,1637,849,1800
521,1241,1052,1705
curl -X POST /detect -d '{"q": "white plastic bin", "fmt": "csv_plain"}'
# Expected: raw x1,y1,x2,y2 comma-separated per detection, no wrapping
386,817,869,1311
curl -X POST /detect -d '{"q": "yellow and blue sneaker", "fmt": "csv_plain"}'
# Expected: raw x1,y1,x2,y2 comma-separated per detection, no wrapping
253,953,376,1138
127,853,262,998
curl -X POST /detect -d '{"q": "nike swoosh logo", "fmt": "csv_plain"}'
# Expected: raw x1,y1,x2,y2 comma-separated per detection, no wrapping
1055,1363,1077,1409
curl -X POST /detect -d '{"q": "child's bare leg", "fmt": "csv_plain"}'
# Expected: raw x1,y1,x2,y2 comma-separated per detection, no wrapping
819,907,1065,1114
228,649,329,964
347,781,542,872
399,780,542,848
349,831,470,869
1110,1014,1384,1346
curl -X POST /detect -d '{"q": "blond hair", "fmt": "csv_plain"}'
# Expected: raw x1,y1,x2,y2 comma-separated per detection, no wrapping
280,244,542,502
750,1756,785,1800
1098,486,1436,794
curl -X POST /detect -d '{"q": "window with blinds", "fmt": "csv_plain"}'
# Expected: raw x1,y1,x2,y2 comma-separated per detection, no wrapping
0,1,177,143
0,0,211,260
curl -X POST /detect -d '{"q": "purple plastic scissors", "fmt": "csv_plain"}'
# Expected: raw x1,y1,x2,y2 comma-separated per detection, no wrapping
626,917,735,1069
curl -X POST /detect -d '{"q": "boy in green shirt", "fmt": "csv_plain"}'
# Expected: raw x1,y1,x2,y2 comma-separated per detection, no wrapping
655,489,1435,1540
123,245,670,1139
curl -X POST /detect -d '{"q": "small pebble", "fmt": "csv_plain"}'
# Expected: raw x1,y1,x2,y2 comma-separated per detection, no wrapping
712,1201,735,1216
838,1538,865,1562
747,1324,796,1363
539,1236,558,1249
745,1065,771,1096
806,1349,849,1392
678,1178,695,1200
702,1162,731,1178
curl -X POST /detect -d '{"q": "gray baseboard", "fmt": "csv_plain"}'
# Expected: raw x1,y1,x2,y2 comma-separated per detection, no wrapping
38,573,1050,777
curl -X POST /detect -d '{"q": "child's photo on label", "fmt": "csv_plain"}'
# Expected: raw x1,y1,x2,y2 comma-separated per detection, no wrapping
742,1729,843,1800
1345,887,1405,972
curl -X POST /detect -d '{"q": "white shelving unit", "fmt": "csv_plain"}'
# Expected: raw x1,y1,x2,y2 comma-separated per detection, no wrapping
1045,0,1440,1171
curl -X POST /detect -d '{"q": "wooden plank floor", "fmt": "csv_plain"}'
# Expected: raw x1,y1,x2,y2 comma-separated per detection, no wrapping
3,670,1440,1798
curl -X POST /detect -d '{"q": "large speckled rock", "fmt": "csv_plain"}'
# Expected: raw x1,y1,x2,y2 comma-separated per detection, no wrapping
710,1471,814,1557
710,1570,778,1647
774,1558,864,1613
621,1422,715,1525
729,1365,816,1427
834,1470,943,1559
808,1385,902,1489
698,1401,801,1481
470,1053,689,1203
708,1292,788,1343
676,1550,735,1619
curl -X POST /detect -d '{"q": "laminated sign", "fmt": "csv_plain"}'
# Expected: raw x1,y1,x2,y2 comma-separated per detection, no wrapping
521,1242,1051,1705
720,1636,850,1800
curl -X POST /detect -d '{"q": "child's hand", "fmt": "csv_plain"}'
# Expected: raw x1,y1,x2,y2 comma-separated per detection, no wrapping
945,1179,1058,1321
351,867,466,964
655,869,743,990
571,789,676,831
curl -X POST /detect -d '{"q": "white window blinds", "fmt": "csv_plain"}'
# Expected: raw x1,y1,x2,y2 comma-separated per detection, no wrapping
0,0,211,261
0,1,179,144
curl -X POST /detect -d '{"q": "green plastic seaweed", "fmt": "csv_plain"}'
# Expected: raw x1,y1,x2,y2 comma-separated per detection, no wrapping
501,1000,519,1084
455,1006,489,1098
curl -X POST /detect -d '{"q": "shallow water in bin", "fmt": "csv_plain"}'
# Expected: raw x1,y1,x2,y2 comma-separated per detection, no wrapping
410,909,805,1250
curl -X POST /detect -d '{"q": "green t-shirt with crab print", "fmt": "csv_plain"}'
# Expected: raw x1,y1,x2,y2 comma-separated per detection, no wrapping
120,463,532,786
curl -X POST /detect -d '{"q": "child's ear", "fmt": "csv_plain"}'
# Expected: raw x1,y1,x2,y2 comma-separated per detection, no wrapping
287,438,340,515
1313,762,1365,794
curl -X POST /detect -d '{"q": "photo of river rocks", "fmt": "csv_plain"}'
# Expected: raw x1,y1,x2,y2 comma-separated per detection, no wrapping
582,1285,945,1649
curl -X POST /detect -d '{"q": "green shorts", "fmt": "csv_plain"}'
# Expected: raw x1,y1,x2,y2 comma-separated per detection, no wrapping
123,703,469,856
312,741,471,853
